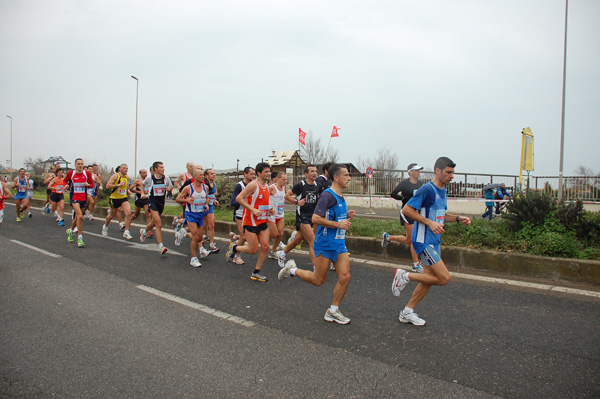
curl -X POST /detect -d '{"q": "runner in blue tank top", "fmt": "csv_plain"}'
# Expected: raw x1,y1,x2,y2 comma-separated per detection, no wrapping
391,157,471,326
278,164,356,325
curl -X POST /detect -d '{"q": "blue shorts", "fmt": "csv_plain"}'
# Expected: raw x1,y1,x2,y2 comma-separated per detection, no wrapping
419,244,442,266
185,211,204,226
314,247,348,263
14,192,27,200
207,204,214,214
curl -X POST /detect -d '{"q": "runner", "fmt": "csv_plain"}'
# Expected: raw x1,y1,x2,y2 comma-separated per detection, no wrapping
64,158,94,247
173,161,194,226
382,163,425,273
140,161,173,254
85,163,102,221
42,164,57,214
267,171,288,259
130,168,150,224
23,172,34,218
0,179,14,228
391,157,471,326
203,168,220,253
226,162,273,282
315,162,333,190
229,166,255,265
279,164,356,324
11,168,30,222
46,168,66,226
102,163,133,240
176,164,210,267
276,164,323,268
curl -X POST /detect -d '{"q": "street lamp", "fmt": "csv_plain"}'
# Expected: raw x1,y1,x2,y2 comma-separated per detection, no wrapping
6,115,12,170
131,75,139,177
558,0,569,202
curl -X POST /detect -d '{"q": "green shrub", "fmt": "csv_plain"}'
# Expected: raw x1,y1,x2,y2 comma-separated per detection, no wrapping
504,191,556,231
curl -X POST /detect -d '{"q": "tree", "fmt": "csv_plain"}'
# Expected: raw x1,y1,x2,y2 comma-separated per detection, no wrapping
300,131,339,164
24,156,46,175
356,147,398,175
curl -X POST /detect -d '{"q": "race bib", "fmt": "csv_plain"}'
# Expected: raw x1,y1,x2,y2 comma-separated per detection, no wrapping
257,204,270,220
192,198,206,212
56,185,64,194
436,209,446,225
153,184,166,196
208,193,216,206
276,201,285,213
118,187,127,195
73,182,85,193
335,217,347,240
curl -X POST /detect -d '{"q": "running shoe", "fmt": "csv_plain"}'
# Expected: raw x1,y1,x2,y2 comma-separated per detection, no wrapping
42,204,48,214
276,250,286,268
66,228,73,242
119,222,125,230
123,230,133,240
204,234,209,243
250,272,268,282
147,230,154,238
287,230,296,245
268,251,278,260
16,216,21,222
190,257,201,268
233,254,245,265
140,228,148,242
77,236,85,248
229,232,238,242
20,211,25,219
277,242,286,251
411,262,424,273
209,244,219,253
329,261,335,271
226,243,237,262
278,259,296,281
399,311,426,326
381,232,390,249
174,228,185,247
324,308,350,325
101,225,108,237
46,205,51,214
392,269,409,297
199,247,210,259
172,217,179,228
58,219,65,226
159,245,168,255
28,212,32,218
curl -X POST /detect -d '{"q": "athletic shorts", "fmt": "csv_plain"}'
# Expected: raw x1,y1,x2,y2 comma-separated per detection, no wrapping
268,216,284,224
134,198,150,208
419,244,442,266
14,192,27,200
185,211,204,226
243,223,268,235
110,197,128,209
149,202,164,215
295,217,313,231
88,189,97,198
71,200,87,209
400,208,415,226
207,205,214,214
46,188,52,195
315,247,348,263
50,193,64,203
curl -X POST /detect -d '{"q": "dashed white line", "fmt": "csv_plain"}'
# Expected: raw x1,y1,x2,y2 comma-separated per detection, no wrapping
10,239,62,258
136,285,255,327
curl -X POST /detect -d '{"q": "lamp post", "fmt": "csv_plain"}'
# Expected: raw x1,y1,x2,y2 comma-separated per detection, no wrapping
558,0,569,202
131,76,139,177
6,115,12,170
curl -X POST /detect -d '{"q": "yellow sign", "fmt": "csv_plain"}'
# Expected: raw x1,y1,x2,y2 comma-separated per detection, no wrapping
519,127,534,184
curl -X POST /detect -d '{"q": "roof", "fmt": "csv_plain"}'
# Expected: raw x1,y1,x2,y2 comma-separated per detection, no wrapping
266,150,306,167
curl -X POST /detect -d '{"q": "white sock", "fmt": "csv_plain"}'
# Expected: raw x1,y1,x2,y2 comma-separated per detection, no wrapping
330,305,339,313
78,235,82,240
290,267,297,276
403,306,413,315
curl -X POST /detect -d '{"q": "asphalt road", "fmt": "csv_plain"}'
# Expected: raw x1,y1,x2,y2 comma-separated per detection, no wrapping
1,204,599,398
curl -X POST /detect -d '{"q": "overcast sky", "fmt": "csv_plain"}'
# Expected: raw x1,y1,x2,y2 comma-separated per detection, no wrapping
1,0,598,177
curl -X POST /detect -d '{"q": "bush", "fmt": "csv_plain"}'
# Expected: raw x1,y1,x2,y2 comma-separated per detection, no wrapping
504,190,556,231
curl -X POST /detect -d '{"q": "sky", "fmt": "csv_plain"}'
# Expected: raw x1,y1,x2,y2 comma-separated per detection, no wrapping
1,0,599,177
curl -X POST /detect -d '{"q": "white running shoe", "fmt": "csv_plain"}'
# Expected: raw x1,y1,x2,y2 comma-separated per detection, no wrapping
229,232,238,242
278,259,296,281
123,230,133,240
159,245,168,255
411,262,424,273
140,228,148,242
233,253,244,265
190,257,201,268
174,228,185,247
277,241,286,251
276,250,286,268
287,230,296,245
101,224,108,237
324,308,351,325
268,251,278,260
392,269,409,297
119,222,125,230
399,311,426,326
199,247,210,259
209,244,219,253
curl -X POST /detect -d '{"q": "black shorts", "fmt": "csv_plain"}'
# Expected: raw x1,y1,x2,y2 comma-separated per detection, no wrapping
149,202,165,215
295,216,313,231
110,197,128,209
400,209,415,226
71,200,87,209
243,223,268,235
46,188,52,195
50,193,64,203
135,198,150,209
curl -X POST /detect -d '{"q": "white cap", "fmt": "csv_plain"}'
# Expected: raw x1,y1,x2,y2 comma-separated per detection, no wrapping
407,163,424,172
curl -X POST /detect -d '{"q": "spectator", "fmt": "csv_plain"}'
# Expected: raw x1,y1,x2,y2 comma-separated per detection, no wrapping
495,183,511,214
482,188,494,220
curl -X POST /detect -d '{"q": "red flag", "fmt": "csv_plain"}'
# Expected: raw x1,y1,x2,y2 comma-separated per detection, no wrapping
299,128,307,145
331,126,340,137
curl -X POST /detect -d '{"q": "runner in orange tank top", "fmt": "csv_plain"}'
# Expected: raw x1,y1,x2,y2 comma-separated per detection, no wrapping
226,162,274,282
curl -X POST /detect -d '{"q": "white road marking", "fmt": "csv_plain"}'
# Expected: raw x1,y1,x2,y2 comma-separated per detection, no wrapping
136,285,255,327
84,231,188,257
10,239,62,258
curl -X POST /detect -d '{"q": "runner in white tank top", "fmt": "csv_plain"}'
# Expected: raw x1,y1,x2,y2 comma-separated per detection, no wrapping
267,171,289,260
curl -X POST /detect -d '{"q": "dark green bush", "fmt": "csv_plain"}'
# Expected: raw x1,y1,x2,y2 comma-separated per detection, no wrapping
504,190,556,231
